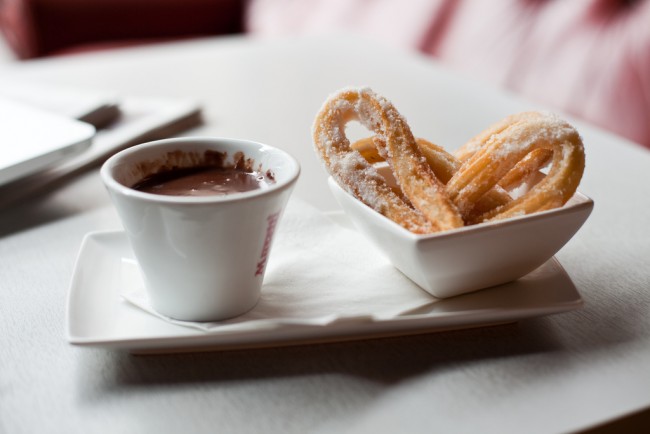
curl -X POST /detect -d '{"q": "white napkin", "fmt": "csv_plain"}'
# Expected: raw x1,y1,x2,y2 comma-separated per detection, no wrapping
121,198,438,332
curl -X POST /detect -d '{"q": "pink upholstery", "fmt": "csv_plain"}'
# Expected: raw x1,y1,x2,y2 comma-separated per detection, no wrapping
247,0,650,149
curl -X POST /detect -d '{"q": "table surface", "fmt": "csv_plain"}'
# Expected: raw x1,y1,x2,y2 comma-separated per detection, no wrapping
1,35,649,434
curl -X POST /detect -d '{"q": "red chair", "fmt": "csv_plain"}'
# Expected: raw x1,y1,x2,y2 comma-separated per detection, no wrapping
0,0,244,59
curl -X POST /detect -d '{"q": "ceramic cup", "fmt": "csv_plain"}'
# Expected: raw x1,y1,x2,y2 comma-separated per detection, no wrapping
101,137,300,321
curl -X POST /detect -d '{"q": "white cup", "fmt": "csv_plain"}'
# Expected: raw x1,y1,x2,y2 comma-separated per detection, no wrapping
100,137,300,321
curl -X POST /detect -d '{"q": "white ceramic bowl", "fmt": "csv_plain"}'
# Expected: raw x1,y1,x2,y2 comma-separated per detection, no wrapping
328,171,593,299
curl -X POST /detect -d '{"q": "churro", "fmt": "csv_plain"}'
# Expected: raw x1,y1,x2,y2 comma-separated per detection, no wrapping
313,88,585,233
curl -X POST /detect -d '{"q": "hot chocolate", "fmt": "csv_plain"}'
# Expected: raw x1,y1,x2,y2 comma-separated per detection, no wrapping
102,137,300,321
132,166,272,196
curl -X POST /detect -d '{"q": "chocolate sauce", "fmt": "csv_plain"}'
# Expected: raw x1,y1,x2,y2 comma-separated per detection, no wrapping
132,166,270,197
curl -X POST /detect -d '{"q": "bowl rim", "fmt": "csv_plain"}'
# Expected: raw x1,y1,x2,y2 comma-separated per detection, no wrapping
327,176,594,242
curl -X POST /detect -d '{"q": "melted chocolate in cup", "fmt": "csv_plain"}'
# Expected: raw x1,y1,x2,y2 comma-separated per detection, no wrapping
130,150,275,197
133,166,270,197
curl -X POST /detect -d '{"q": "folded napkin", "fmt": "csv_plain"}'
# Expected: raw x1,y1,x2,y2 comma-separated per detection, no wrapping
121,198,438,332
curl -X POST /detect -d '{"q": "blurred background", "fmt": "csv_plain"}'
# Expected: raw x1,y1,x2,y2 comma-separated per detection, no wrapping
1,0,648,149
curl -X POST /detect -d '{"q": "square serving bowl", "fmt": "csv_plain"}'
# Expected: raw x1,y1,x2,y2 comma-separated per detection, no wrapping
328,172,593,299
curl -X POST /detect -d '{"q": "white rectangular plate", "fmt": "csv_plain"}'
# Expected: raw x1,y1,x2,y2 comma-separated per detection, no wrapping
66,221,582,353
0,99,95,186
